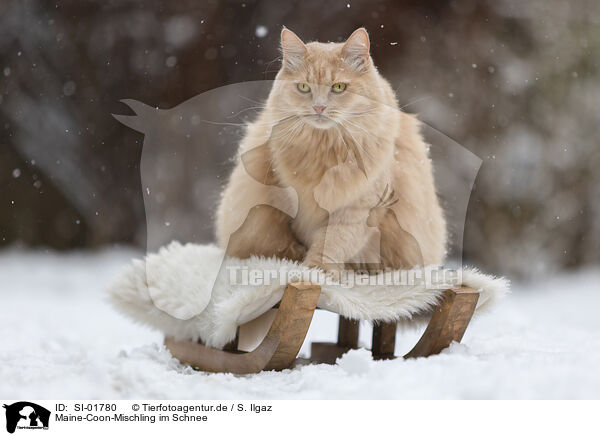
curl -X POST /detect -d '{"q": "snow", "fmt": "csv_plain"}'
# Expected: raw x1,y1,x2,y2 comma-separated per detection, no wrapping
1,248,599,399
255,26,268,38
163,16,197,47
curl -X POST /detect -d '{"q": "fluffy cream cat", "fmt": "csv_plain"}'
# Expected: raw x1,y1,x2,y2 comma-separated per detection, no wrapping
216,27,446,275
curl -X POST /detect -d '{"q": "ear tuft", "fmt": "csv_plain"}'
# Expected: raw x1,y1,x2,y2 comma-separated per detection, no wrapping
342,28,370,72
280,27,306,71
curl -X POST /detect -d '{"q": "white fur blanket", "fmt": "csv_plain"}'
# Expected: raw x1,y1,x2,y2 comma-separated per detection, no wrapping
108,242,509,349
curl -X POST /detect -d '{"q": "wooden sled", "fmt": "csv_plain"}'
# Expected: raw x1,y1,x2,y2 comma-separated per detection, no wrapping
165,282,479,374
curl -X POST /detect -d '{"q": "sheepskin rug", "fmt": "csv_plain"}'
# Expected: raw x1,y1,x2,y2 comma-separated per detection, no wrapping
107,242,509,349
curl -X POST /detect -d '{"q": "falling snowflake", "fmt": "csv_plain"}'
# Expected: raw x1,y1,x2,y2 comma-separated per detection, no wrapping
63,81,76,96
255,25,268,38
165,56,177,67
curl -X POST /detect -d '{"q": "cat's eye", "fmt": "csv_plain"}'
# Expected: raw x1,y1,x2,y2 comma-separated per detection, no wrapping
297,83,311,93
331,83,347,93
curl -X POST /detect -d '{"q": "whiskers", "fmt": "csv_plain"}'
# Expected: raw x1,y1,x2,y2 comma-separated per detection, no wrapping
262,56,283,76
202,110,298,129
399,96,431,111
328,106,391,177
327,107,378,118
202,97,386,179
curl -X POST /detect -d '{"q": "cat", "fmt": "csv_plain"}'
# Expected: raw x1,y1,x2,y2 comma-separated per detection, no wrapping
216,27,446,277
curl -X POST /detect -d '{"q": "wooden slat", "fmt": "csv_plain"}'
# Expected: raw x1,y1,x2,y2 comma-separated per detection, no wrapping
337,317,359,348
372,322,397,360
404,287,479,358
165,282,321,374
310,342,352,364
310,317,360,364
165,334,279,374
264,282,321,370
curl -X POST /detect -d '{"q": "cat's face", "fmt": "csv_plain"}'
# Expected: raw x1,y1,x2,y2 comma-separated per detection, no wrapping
272,28,378,130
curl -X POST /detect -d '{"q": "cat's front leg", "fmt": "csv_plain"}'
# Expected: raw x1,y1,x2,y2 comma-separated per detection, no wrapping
226,204,306,262
303,208,371,278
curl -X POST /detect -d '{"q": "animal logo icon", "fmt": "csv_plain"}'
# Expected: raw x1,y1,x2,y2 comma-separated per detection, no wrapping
3,402,50,434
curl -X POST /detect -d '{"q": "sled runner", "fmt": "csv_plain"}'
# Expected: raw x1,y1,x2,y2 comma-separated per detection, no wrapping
164,282,479,374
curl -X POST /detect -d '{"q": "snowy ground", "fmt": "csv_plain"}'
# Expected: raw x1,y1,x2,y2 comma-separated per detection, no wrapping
1,248,599,399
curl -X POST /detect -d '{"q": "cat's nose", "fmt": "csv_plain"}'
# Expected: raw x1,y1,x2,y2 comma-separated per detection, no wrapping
313,105,327,115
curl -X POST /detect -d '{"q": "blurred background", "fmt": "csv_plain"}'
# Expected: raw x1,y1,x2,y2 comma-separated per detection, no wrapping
1,0,598,280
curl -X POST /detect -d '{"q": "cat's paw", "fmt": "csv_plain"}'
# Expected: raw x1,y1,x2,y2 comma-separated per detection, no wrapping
323,267,345,284
302,257,325,272
281,240,306,262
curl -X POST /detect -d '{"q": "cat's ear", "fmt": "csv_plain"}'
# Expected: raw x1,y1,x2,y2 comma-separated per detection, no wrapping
280,27,307,71
342,28,371,73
